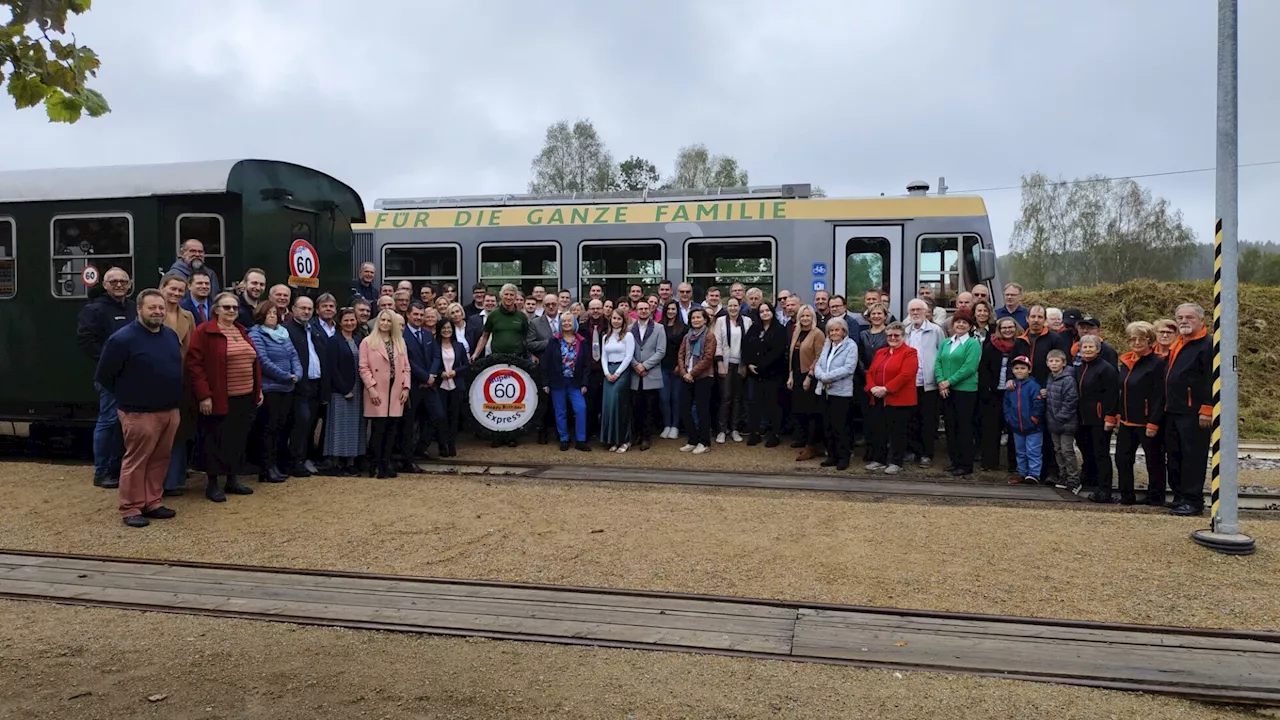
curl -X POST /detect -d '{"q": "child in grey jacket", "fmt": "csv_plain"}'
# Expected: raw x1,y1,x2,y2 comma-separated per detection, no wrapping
1044,349,1081,491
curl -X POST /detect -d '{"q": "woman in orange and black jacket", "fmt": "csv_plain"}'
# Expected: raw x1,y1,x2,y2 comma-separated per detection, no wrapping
1109,321,1166,506
1076,334,1120,504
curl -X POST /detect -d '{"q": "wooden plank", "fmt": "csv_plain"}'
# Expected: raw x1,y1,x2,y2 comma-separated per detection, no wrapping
793,610,1280,691
0,578,791,654
0,565,797,639
0,554,792,619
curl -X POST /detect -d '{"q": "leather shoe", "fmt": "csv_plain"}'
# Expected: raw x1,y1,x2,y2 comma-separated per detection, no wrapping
142,506,176,519
224,476,254,495
94,476,119,489
123,515,149,528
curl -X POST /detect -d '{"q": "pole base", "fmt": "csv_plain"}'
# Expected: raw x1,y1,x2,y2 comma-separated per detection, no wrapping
1191,529,1257,556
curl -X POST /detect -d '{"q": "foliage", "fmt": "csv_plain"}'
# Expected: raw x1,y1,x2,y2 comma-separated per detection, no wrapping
615,155,660,192
1007,173,1197,290
528,119,617,194
1027,279,1280,439
665,143,749,190
1,0,109,123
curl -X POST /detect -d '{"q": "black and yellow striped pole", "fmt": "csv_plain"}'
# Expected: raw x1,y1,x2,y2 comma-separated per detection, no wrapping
1192,0,1254,555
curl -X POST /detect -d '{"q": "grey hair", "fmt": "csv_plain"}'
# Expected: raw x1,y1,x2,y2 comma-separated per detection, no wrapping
500,283,518,296
1079,334,1102,350
1175,302,1206,319
825,316,849,335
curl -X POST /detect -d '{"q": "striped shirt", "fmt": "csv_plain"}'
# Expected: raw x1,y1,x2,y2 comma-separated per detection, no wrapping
225,330,257,397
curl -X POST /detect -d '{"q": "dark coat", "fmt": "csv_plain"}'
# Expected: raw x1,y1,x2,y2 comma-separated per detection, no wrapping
1164,328,1213,417
324,333,360,397
186,321,261,416
1115,350,1166,431
402,325,436,386
76,294,136,363
1076,355,1120,427
284,317,331,392
742,320,788,381
429,337,471,391
541,334,591,390
1044,367,1079,434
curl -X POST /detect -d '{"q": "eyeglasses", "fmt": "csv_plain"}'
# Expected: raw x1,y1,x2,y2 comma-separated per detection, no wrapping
886,333,904,338
217,304,239,311
1157,329,1175,334
105,279,130,286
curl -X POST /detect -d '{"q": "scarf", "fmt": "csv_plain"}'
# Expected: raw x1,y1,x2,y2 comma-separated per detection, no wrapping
686,325,708,369
260,324,289,343
990,335,1014,354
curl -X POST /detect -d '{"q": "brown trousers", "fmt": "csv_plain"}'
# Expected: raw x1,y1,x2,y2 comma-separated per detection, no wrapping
117,408,180,517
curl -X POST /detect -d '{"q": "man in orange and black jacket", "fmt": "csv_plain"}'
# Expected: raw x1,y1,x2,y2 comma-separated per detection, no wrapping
1164,303,1214,517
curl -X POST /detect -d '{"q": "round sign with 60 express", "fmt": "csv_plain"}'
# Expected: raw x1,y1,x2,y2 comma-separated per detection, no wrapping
468,358,540,434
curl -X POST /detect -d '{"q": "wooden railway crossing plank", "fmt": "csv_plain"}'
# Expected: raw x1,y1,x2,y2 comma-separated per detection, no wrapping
2,553,1279,704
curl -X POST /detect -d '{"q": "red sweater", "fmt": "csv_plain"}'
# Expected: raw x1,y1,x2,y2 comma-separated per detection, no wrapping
865,345,919,407
187,320,262,415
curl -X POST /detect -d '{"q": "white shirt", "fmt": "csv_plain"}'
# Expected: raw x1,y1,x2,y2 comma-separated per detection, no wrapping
602,332,636,370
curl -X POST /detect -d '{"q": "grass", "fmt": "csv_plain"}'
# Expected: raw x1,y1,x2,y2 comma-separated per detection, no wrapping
1025,280,1280,440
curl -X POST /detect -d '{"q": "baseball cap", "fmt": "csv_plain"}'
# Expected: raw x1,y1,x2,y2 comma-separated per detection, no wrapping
1062,308,1083,327
1077,315,1100,328
1011,355,1032,368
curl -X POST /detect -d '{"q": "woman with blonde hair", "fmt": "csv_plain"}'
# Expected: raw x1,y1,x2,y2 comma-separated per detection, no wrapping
787,305,826,461
359,309,412,478
446,302,470,355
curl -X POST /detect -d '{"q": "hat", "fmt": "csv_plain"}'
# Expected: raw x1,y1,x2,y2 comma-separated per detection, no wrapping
1011,355,1032,368
1077,315,1100,328
950,308,976,327
1062,308,1083,327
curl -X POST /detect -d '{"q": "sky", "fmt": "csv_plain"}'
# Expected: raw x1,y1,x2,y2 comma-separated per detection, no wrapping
2,0,1278,257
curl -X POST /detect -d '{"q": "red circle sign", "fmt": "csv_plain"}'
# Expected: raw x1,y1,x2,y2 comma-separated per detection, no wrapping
80,264,99,286
482,369,527,405
289,239,319,279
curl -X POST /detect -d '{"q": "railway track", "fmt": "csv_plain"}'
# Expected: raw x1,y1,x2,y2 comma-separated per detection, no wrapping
2,550,1278,706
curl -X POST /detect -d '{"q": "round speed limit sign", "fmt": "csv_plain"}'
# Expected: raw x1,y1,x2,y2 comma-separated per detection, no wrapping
289,239,319,280
80,264,100,287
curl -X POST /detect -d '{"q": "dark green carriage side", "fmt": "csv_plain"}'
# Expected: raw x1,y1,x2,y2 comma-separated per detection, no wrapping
0,159,364,428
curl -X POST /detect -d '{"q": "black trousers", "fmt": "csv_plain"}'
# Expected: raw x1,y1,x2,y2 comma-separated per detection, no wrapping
1166,413,1209,509
198,394,257,477
632,387,658,443
1078,424,1114,494
979,392,1016,471
747,376,782,436
537,388,555,439
1116,424,1166,499
907,388,939,459
369,417,398,466
289,379,321,468
866,401,910,466
398,386,435,461
942,390,977,471
684,377,713,446
823,395,852,463
439,387,464,452
259,391,292,472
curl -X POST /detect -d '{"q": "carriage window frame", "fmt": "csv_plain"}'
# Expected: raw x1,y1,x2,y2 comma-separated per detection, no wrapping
844,236,891,302
381,242,463,293
0,216,14,300
578,239,666,301
50,212,135,300
477,241,561,294
176,213,227,285
916,233,968,310
684,236,777,301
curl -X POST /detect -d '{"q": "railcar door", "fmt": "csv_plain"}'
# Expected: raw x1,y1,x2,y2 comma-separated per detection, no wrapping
833,226,901,319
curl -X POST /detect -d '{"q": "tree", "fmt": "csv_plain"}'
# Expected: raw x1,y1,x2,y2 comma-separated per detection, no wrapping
615,155,660,192
2,0,109,123
1006,172,1197,289
528,119,617,194
666,143,749,190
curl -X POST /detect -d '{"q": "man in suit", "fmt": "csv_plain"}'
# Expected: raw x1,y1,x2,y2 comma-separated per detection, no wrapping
284,295,328,477
399,303,436,471
527,294,559,443
465,293,495,352
179,269,214,325
629,299,667,451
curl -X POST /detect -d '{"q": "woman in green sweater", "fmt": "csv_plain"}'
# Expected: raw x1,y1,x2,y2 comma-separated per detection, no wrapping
935,309,982,476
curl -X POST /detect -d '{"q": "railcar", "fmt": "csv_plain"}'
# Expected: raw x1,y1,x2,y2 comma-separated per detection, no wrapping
0,159,365,435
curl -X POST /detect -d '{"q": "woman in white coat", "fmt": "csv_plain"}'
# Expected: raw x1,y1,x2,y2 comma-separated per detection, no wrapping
712,297,752,443
810,316,859,471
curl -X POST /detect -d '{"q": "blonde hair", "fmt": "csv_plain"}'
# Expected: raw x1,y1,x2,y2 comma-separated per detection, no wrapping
364,309,407,356
1126,320,1157,345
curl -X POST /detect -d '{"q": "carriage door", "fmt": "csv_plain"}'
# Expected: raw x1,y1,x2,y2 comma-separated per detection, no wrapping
833,226,900,318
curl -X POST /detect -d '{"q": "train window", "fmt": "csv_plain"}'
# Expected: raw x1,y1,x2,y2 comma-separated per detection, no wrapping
578,240,664,300
0,217,13,300
685,237,776,302
478,242,559,295
916,234,964,310
50,213,134,299
844,236,891,301
382,244,461,293
176,214,226,288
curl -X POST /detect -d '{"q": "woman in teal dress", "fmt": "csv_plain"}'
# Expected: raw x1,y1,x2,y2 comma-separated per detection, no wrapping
599,308,636,452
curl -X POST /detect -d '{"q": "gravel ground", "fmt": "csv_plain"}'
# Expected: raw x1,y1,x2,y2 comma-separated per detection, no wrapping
1,461,1275,630
0,600,1260,720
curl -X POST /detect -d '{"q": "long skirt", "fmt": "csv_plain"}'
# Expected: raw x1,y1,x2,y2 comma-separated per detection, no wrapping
325,385,365,458
600,362,632,446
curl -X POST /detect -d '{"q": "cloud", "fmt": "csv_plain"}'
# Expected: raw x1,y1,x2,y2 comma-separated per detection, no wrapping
2,0,1276,257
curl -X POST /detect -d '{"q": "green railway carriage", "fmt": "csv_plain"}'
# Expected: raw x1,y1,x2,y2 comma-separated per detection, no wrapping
351,182,999,321
0,159,365,433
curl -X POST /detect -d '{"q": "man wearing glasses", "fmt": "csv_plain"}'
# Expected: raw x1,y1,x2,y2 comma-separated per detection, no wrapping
76,267,137,489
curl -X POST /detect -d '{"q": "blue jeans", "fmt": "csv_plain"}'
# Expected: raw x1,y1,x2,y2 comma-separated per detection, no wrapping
550,386,587,442
92,383,123,479
1013,432,1044,479
164,440,187,490
659,369,684,428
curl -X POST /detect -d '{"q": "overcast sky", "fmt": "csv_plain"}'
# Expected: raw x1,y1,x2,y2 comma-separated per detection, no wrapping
3,0,1277,259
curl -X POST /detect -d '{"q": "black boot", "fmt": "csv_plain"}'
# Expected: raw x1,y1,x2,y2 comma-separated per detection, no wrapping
205,474,226,503
267,466,288,482
224,475,254,495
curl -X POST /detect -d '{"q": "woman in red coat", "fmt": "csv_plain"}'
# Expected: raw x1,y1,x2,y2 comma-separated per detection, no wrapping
864,321,919,474
186,292,262,503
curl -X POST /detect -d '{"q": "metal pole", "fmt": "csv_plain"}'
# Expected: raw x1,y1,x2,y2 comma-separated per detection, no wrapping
1193,0,1255,555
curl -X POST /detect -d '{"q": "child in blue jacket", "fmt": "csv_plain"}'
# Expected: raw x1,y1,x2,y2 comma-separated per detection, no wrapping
1003,355,1046,484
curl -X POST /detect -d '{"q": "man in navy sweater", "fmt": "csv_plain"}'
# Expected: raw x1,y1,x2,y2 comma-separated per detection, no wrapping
95,289,184,528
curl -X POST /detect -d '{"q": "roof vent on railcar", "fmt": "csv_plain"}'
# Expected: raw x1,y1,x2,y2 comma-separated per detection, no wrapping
906,180,931,196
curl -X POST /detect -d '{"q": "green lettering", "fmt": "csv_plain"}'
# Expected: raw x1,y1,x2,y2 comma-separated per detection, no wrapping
454,210,472,226
772,201,786,219
528,209,544,225
392,212,409,228
613,206,628,223
548,208,564,225
695,204,720,221
725,203,734,220
412,211,430,227
758,202,766,219
654,205,669,222
592,207,610,224
570,208,589,224
738,202,754,220
373,212,387,228
488,209,503,226
672,205,689,222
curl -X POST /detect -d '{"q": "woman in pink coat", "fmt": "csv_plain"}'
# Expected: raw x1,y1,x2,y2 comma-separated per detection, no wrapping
359,309,412,478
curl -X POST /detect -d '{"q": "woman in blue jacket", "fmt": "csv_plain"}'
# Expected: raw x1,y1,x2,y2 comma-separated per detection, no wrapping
541,311,592,452
248,301,301,482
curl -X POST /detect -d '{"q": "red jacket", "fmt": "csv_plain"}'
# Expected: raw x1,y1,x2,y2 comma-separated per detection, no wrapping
186,320,262,416
865,344,919,407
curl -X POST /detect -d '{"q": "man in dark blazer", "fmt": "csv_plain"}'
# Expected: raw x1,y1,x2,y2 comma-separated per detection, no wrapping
399,303,436,471
527,294,560,443
465,293,495,353
284,295,330,477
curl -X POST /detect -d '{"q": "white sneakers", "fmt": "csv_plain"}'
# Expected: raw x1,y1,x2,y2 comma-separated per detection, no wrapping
679,444,695,452
731,431,743,442
715,432,726,444
616,443,629,453
865,461,886,471
661,427,679,439
692,444,708,454
884,464,902,474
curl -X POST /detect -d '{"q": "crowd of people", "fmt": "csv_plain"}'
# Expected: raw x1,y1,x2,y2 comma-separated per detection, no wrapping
78,239,1214,528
